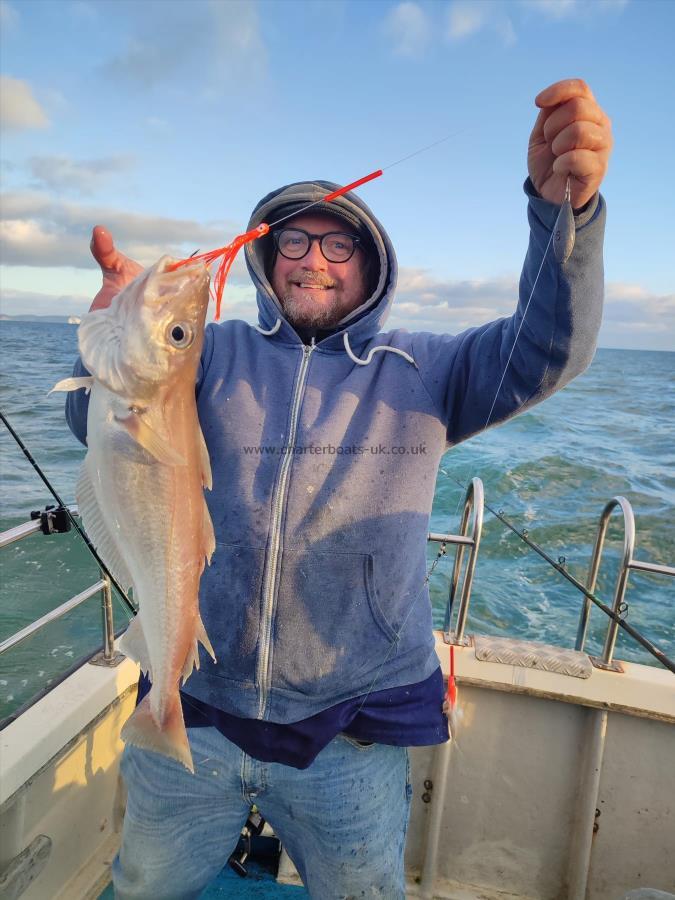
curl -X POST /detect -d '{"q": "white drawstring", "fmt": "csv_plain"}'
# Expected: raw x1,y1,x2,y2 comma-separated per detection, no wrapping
253,319,416,368
343,332,416,368
254,319,282,336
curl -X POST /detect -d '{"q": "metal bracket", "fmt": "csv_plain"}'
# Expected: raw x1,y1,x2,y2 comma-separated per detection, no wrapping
89,649,126,668
443,631,473,647
590,655,624,674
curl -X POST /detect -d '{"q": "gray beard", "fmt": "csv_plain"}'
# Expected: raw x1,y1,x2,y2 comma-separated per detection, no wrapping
281,293,343,330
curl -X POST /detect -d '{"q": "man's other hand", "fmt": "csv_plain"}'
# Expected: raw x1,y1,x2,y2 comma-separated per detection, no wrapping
528,79,613,209
89,226,143,312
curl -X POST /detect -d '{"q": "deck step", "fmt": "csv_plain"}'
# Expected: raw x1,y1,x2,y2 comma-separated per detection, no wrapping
474,635,592,678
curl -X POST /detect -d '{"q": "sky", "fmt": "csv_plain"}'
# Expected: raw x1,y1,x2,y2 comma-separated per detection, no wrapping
0,0,673,350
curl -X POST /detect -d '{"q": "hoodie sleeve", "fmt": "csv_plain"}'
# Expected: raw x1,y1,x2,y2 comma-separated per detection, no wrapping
64,357,93,446
410,178,605,446
65,323,216,446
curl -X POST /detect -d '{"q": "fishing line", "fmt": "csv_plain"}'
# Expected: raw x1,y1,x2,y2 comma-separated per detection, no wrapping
0,408,137,616
349,177,660,714
169,130,465,319
271,131,464,228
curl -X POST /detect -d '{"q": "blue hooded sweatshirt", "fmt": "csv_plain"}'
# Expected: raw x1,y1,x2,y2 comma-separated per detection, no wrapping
66,178,605,725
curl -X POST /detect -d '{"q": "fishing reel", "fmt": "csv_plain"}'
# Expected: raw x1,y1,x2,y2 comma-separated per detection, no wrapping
30,504,72,536
228,807,266,878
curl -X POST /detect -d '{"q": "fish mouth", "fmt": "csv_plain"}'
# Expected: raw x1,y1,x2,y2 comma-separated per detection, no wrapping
159,257,209,279
151,257,210,298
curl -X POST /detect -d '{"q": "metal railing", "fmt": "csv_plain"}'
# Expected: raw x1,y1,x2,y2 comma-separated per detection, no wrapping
427,477,485,646
0,506,122,667
575,496,675,671
2,484,672,685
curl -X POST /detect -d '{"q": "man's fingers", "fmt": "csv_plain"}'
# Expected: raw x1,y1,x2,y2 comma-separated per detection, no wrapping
543,97,609,144
551,121,610,158
552,148,605,182
535,78,595,109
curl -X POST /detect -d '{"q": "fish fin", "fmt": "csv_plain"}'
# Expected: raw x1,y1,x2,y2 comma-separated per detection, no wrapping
121,691,194,773
76,462,134,592
119,616,151,677
116,412,187,466
180,609,216,686
199,427,212,490
203,500,216,566
49,376,95,395
180,640,200,685
196,612,216,663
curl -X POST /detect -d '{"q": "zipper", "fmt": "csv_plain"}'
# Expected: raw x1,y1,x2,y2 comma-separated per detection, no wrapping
256,341,315,718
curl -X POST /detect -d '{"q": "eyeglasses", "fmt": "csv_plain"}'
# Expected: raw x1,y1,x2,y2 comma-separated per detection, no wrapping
272,227,361,263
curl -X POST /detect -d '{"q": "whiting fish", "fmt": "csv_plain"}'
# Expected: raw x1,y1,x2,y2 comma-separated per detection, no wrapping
53,256,215,772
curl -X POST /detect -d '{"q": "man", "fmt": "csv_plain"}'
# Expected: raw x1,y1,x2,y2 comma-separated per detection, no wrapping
67,79,612,899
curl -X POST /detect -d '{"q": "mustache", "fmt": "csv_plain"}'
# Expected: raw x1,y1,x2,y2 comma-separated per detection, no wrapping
287,270,337,288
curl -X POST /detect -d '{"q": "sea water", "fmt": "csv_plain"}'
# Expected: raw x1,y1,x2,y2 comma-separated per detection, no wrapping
1,321,673,720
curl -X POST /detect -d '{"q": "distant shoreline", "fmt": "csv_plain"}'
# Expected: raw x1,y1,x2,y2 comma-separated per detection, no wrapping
0,315,81,325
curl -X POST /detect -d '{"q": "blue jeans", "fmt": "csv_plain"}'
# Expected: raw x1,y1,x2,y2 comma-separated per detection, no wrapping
113,726,412,899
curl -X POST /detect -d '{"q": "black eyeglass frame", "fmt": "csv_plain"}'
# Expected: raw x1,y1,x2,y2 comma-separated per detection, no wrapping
272,227,362,263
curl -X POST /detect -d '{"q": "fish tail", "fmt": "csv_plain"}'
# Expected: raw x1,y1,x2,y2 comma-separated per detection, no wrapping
121,690,194,773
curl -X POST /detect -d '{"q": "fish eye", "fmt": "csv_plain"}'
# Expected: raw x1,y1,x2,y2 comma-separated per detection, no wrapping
167,321,194,349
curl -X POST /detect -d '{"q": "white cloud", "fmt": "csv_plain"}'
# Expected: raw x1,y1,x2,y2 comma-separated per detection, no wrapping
0,190,246,276
0,76,50,131
447,1,516,45
100,0,267,92
383,2,432,58
520,0,629,20
447,1,486,39
28,155,135,195
600,281,675,349
387,268,674,351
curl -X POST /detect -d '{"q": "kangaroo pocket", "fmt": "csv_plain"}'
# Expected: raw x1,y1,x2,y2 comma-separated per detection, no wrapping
271,548,397,698
197,542,265,684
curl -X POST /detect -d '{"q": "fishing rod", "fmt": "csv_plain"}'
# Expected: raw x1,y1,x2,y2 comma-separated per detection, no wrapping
446,473,675,674
0,408,137,616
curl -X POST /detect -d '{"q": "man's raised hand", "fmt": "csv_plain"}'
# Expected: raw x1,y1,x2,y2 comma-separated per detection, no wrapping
89,226,143,312
528,79,613,210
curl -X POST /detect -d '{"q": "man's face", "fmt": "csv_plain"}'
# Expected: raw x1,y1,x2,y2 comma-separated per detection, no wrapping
271,213,368,330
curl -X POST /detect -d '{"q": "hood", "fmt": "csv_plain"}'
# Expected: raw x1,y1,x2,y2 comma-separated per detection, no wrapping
244,180,398,349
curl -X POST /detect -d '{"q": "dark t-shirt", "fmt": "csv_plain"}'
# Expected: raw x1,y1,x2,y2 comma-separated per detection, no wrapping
137,666,448,769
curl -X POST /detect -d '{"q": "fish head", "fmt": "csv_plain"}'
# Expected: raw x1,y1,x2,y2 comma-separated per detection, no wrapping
79,256,210,398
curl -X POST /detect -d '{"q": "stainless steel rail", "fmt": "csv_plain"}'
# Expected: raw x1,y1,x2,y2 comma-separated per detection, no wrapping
0,580,107,655
0,509,120,667
426,477,484,645
575,496,675,670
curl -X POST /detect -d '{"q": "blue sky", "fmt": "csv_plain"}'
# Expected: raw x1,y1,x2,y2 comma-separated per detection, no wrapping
1,0,673,350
